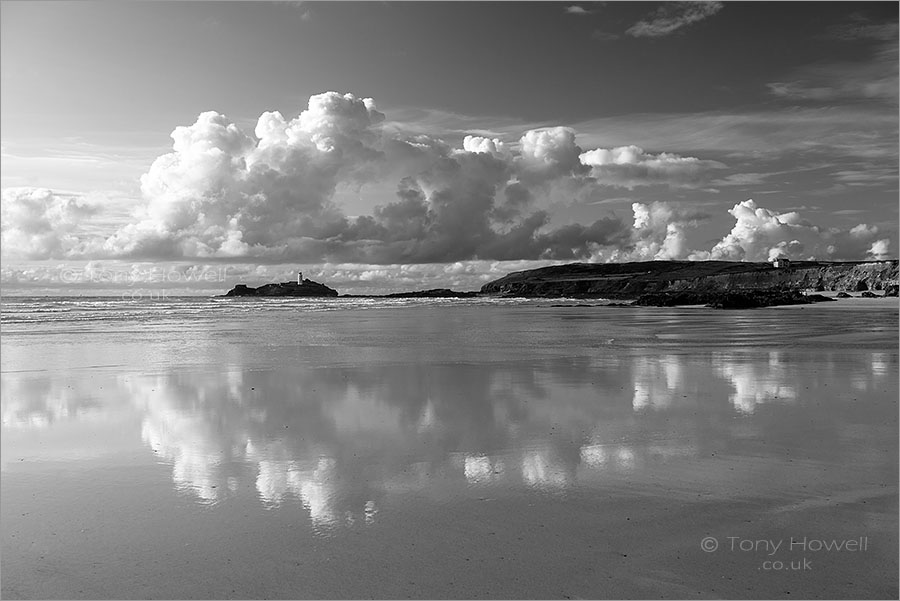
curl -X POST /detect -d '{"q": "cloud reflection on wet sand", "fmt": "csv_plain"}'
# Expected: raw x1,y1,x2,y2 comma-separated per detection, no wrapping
5,348,893,532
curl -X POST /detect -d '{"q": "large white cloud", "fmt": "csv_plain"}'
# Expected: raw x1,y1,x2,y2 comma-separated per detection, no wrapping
100,102,646,263
0,188,97,259
699,199,890,261
1,91,892,268
517,127,586,181
591,201,709,263
629,202,694,260
462,135,510,159
587,198,891,265
99,93,388,261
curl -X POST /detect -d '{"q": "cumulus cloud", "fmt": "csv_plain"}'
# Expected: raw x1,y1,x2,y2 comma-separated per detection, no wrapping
582,198,891,265
0,188,97,259
2,91,892,272
5,98,667,265
867,239,891,260
629,202,696,260
589,201,709,263
462,135,510,159
626,1,723,38
579,144,724,189
517,127,588,182
98,92,387,261
1,194,892,295
697,199,890,261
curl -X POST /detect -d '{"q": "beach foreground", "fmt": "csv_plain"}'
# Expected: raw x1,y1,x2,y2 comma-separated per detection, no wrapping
1,298,897,599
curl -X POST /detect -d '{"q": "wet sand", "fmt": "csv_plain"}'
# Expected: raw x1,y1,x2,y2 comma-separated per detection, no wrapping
1,300,897,599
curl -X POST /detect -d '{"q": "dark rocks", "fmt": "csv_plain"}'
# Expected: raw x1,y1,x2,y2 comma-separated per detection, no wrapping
383,289,478,298
341,289,478,298
706,290,793,309
836,292,852,298
803,294,835,303
707,291,834,309
885,285,899,297
705,293,762,309
632,291,714,307
855,280,869,291
226,284,256,296
224,280,339,297
634,288,835,309
860,291,879,298
549,303,600,307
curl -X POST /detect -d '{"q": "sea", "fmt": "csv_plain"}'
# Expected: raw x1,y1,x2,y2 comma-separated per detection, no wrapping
1,295,898,599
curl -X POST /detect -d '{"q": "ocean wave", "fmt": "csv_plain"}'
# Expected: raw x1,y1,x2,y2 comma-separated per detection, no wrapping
0,295,574,325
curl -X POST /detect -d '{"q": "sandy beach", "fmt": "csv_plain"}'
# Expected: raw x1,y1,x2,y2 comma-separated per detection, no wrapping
1,299,897,599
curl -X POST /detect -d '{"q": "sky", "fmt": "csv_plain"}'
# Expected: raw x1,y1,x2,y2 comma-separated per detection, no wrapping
1,1,897,295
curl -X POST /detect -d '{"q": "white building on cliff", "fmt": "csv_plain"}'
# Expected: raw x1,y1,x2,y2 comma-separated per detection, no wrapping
772,258,791,269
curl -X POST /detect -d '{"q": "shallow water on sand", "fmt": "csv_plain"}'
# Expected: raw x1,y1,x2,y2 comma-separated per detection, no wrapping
1,300,897,599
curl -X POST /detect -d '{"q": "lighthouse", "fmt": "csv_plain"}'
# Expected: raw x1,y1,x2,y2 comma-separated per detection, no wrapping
297,270,303,284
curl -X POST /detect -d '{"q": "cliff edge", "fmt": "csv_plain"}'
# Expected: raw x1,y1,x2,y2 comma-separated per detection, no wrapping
480,260,899,299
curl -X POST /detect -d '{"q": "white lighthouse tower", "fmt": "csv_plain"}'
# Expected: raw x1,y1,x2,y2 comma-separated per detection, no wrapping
297,270,303,284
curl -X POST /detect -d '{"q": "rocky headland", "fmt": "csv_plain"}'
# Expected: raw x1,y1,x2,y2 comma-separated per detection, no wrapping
480,260,899,307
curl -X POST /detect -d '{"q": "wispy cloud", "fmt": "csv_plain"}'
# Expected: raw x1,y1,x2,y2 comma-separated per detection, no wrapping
566,3,610,16
832,168,899,186
828,14,899,42
381,106,546,142
626,1,723,38
565,6,591,16
570,106,898,161
768,20,898,105
199,17,222,31
768,76,898,103
708,173,771,187
0,138,160,195
591,30,620,42
587,196,634,206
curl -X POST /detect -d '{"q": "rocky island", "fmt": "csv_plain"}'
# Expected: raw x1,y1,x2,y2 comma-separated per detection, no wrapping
224,279,339,297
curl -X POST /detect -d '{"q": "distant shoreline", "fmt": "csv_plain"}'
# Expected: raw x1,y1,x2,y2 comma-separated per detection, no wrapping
221,260,899,309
